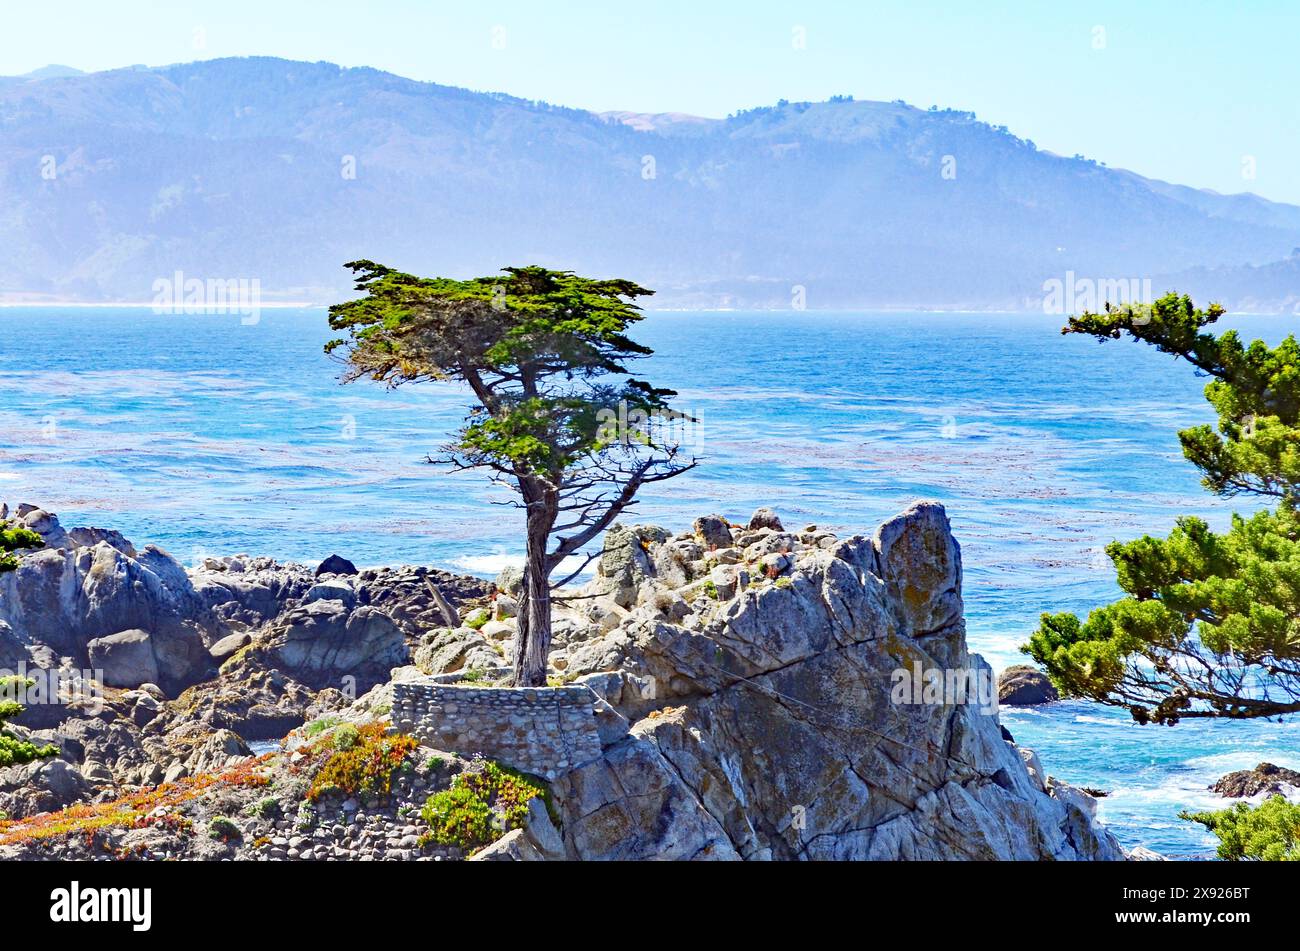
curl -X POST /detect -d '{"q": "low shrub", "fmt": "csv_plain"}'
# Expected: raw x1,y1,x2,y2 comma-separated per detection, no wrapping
303,716,342,738
245,796,279,819
0,677,58,768
332,723,361,751
305,722,418,803
420,757,549,853
208,816,240,842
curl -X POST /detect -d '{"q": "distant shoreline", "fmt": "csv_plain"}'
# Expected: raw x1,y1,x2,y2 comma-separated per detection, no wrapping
0,301,1294,317
0,301,323,309
0,300,1031,315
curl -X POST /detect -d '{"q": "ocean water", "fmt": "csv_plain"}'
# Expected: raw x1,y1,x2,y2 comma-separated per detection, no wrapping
2,306,1297,856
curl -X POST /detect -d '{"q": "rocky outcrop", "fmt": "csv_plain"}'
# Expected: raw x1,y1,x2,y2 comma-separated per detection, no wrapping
0,758,92,819
1211,762,1300,798
0,505,489,800
0,540,200,662
997,665,1060,706
0,501,1124,862
542,501,1123,860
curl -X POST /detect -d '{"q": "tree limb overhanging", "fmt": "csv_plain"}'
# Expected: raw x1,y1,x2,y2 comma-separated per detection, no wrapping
1025,293,1300,724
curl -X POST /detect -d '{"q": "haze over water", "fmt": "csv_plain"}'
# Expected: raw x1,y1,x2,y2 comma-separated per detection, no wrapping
3,306,1296,855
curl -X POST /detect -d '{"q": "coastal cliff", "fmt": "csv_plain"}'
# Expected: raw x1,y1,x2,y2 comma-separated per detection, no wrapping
0,501,1123,860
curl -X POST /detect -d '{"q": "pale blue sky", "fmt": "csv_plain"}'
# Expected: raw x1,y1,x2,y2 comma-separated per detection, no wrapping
4,0,1297,203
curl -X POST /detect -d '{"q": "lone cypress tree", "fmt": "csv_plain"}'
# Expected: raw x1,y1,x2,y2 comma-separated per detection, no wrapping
1026,293,1300,723
328,262,695,686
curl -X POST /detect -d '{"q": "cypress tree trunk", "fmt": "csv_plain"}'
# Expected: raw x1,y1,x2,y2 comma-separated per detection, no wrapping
512,486,557,687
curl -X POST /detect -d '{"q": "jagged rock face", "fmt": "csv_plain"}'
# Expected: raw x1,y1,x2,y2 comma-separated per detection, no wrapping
266,599,408,692
0,542,213,693
553,501,1125,861
0,506,488,794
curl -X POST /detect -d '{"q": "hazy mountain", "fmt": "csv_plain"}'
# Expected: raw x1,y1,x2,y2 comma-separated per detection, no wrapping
19,65,86,80
1161,252,1300,314
3,56,1299,310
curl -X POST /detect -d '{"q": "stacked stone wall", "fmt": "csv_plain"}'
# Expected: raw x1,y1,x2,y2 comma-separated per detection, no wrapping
393,682,602,780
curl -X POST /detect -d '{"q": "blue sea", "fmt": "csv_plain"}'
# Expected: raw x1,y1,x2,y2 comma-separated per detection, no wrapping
2,306,1297,857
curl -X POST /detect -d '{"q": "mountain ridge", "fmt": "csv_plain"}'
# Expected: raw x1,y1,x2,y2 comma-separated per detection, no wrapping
3,56,1297,310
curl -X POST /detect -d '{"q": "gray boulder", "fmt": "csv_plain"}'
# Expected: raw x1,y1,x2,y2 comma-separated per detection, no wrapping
209,632,251,664
998,665,1059,706
149,625,211,691
20,509,68,549
873,500,963,644
747,507,784,531
494,565,524,597
131,693,161,727
87,630,159,688
413,628,499,676
692,515,734,551
591,524,666,608
305,580,357,608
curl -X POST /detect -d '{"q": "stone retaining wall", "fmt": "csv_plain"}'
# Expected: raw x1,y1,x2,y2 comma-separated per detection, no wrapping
392,682,603,780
